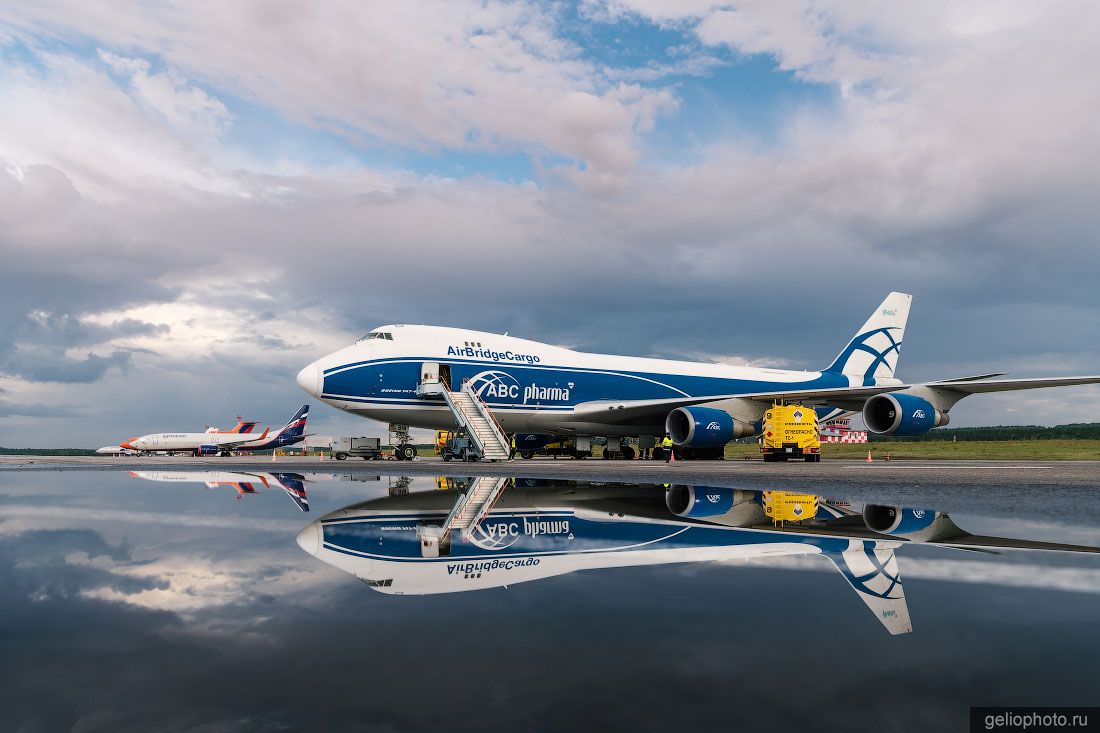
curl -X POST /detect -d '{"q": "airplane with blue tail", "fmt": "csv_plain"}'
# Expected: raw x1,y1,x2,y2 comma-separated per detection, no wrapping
295,292,1100,453
121,405,310,456
295,479,1100,634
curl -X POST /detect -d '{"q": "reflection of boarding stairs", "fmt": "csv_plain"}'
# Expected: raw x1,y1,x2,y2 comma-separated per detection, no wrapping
442,476,509,540
418,379,510,461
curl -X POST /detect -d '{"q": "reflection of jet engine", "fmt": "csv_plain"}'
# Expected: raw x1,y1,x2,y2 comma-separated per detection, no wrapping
665,485,766,527
666,406,755,447
862,504,963,542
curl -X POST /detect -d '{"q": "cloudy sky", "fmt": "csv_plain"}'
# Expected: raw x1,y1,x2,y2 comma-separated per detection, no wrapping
1,1,1099,447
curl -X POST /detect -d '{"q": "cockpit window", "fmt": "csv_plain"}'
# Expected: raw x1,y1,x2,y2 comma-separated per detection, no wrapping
359,332,394,341
364,578,393,587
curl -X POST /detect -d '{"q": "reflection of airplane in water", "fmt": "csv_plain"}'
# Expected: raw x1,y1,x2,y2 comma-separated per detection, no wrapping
129,470,309,512
297,479,1100,634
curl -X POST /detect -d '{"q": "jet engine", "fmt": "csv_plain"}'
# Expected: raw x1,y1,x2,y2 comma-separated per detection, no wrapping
862,393,949,436
194,445,220,456
665,485,736,517
862,504,963,542
665,406,755,447
665,485,766,527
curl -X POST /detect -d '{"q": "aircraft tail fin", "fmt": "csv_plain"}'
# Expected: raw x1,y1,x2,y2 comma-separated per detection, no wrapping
825,292,911,382
824,540,913,635
271,472,309,512
281,405,309,437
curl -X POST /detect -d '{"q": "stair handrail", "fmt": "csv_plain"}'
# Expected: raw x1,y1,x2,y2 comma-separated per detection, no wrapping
460,478,509,536
441,489,473,539
439,389,487,455
462,381,510,452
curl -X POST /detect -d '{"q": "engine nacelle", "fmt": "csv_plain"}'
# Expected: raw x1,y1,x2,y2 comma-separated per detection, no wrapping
195,445,220,456
665,486,767,527
862,504,963,542
862,393,949,436
665,485,736,517
666,406,755,447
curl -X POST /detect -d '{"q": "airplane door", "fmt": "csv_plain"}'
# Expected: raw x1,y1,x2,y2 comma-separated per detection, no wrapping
421,362,439,385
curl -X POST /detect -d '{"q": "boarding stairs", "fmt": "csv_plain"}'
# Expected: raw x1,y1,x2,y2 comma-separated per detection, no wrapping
418,378,511,462
441,476,509,540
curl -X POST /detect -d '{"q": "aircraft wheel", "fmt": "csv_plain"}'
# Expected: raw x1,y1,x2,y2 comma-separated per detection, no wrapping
521,450,534,460
399,444,416,460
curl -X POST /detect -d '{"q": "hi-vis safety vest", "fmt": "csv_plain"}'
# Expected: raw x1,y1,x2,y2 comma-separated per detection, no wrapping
661,437,673,448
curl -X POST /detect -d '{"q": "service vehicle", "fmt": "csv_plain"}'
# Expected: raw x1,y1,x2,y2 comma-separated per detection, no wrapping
434,430,458,455
440,434,482,462
759,403,821,462
761,490,820,524
333,436,385,461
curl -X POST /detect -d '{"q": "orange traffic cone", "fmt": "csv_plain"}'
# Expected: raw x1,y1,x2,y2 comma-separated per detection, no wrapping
272,449,277,462
866,450,873,463
669,448,676,463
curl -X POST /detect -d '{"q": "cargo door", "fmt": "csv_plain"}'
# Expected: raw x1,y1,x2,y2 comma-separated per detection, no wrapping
420,362,440,386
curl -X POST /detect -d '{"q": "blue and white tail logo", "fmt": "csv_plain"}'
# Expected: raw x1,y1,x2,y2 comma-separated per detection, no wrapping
825,540,913,635
825,292,911,385
281,405,309,437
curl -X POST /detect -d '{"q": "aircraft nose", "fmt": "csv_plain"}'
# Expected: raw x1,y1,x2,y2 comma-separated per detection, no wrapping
296,362,322,397
296,521,322,555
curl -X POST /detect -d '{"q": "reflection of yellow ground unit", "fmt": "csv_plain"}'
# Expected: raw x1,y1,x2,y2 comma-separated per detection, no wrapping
761,490,820,524
760,402,821,462
435,476,474,492
435,431,457,455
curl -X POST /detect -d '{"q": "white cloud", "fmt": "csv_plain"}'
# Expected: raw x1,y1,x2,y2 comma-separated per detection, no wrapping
2,1,1100,443
97,50,232,141
0,1,675,181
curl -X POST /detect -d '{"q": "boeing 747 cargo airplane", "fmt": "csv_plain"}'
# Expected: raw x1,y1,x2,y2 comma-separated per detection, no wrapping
296,293,1100,459
296,479,1100,634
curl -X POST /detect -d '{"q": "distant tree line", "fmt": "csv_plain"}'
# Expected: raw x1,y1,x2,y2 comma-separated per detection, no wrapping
869,423,1100,442
0,448,98,455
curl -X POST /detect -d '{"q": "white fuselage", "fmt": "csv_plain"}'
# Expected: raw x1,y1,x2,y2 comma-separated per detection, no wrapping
296,324,862,436
127,431,257,452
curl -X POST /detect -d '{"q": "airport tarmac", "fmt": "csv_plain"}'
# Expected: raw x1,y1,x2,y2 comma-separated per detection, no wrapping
4,455,1098,510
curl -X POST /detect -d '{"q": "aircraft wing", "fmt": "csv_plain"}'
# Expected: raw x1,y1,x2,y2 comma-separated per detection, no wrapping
923,375,1100,395
572,375,1100,426
218,428,269,448
571,385,899,425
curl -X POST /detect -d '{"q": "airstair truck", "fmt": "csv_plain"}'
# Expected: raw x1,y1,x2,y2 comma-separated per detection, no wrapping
760,403,821,462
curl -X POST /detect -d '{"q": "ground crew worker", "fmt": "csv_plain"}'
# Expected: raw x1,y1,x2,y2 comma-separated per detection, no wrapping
508,434,517,460
661,433,674,463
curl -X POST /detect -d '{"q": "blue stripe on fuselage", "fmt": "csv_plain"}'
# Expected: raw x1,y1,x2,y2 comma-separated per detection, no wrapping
320,511,852,562
321,357,848,409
